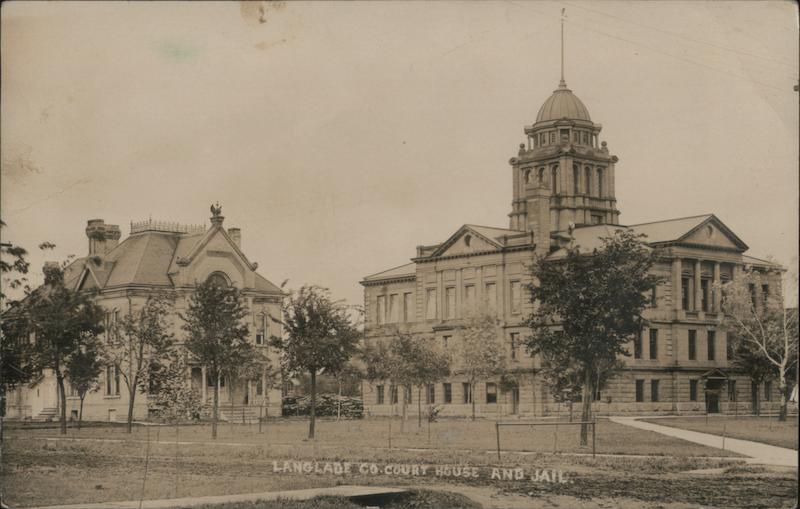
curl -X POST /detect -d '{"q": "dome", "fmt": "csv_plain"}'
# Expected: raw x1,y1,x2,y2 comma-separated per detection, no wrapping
535,81,591,123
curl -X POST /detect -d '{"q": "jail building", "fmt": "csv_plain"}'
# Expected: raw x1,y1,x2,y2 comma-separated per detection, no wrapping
360,76,783,417
5,207,284,422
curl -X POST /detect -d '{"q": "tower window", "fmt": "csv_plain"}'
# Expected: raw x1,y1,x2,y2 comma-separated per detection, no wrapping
597,168,604,197
551,166,558,194
538,168,545,185
540,133,546,146
582,132,588,145
549,132,556,144
584,167,592,195
559,129,569,143
573,131,579,143
573,165,580,194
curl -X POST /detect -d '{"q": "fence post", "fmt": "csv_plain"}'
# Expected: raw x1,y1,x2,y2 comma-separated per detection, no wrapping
495,422,501,461
592,421,596,459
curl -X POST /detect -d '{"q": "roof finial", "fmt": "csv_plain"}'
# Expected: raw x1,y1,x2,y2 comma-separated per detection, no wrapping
559,8,567,89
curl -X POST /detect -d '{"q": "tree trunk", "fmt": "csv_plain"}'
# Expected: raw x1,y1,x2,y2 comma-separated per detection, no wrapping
56,372,67,435
211,374,219,439
126,378,138,433
778,376,788,422
471,382,476,421
580,369,592,446
78,395,85,430
568,400,573,423
417,386,422,429
337,380,342,422
401,387,407,433
309,370,316,439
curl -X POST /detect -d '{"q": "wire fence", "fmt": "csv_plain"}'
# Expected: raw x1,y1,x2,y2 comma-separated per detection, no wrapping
495,420,597,460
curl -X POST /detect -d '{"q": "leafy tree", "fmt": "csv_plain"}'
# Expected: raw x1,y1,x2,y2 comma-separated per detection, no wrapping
64,340,104,429
525,229,659,445
458,313,506,421
328,361,364,421
408,339,451,428
720,271,798,421
182,279,253,439
272,285,360,439
108,293,176,432
147,355,203,422
26,263,105,434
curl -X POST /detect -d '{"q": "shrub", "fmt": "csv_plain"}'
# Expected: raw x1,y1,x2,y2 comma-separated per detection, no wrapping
281,394,363,419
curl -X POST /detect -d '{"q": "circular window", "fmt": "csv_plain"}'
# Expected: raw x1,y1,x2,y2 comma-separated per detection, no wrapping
206,272,229,288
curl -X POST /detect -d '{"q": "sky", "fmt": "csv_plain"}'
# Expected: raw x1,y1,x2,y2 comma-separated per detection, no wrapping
2,1,798,307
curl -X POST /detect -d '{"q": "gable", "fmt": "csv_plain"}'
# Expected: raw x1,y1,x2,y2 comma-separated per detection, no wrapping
680,217,747,251
430,226,503,258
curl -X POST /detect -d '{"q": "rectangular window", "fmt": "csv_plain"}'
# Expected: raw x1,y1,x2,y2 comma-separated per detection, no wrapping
510,281,522,315
649,329,658,359
426,384,435,404
442,335,450,350
707,330,716,361
256,378,263,396
486,383,497,404
377,385,385,405
764,381,772,402
761,284,769,310
650,285,658,307
443,383,452,404
635,380,644,402
651,380,659,402
484,282,497,312
573,131,580,143
688,330,696,360
726,332,733,360
404,386,412,404
256,332,264,345
106,365,114,395
403,292,413,322
681,278,691,310
701,279,710,311
633,330,642,359
462,382,472,404
464,285,476,314
510,332,519,360
376,295,386,325
689,380,698,402
389,294,400,323
390,385,398,405
549,132,556,144
728,380,737,402
445,287,456,319
425,288,437,319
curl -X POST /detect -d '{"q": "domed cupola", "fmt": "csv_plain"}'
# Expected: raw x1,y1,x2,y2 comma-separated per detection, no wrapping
535,80,591,123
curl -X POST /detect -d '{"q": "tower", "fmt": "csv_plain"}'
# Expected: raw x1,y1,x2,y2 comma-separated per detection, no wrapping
507,16,620,253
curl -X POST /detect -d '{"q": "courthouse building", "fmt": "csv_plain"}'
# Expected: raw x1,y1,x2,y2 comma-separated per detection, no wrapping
5,207,283,422
361,76,783,417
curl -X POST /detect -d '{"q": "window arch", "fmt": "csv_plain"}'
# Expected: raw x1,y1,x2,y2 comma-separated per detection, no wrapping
597,168,604,197
584,167,592,196
206,271,230,288
573,164,580,194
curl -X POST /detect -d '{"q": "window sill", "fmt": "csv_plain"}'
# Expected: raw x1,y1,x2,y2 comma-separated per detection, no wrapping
103,395,121,400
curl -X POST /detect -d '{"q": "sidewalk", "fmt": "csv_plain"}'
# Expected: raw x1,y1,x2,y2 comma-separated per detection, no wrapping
609,416,797,468
26,485,407,509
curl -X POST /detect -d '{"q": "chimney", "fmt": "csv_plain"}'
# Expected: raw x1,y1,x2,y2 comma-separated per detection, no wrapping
43,261,62,285
227,228,241,248
85,219,121,256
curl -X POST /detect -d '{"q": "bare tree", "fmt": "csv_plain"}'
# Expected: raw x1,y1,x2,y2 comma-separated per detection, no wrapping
720,271,798,421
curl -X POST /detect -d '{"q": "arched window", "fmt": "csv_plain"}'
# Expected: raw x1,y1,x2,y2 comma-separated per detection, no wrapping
532,136,538,148
551,166,558,194
584,167,592,195
524,169,531,185
206,271,229,288
597,168,604,197
573,164,580,194
537,168,545,185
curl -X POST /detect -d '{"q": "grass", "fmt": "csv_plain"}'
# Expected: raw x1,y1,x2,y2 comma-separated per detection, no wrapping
189,490,480,509
1,418,794,509
641,415,798,450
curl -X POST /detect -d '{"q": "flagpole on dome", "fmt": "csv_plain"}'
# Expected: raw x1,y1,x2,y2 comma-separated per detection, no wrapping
560,8,567,89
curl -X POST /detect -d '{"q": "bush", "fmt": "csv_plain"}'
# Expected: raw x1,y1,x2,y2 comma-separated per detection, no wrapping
282,394,363,419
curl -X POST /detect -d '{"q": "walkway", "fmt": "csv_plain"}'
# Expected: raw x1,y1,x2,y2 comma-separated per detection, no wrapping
610,416,797,468
26,485,407,509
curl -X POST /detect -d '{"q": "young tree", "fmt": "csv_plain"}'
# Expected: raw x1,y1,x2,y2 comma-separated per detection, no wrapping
729,341,773,416
409,338,451,428
272,285,360,439
64,340,104,428
720,271,798,421
108,293,176,433
182,279,253,439
458,313,506,421
525,229,659,445
26,263,105,434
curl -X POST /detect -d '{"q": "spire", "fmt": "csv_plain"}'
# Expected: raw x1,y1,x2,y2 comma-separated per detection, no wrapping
559,8,567,89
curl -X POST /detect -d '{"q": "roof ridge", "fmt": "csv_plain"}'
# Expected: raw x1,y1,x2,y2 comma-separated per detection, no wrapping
628,213,713,227
365,262,416,278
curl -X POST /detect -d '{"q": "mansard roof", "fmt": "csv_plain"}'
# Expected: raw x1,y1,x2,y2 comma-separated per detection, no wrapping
67,226,281,294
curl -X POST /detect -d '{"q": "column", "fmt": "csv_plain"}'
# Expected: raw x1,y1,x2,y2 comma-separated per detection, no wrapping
671,258,681,312
694,260,702,312
201,365,207,402
713,262,721,312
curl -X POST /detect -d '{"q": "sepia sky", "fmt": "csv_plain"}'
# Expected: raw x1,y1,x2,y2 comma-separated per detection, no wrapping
2,1,798,307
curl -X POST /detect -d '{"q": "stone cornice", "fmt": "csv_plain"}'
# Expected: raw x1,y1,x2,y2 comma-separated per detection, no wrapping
412,244,536,264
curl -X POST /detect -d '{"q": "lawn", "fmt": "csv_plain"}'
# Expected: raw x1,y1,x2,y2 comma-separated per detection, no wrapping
641,415,799,450
1,418,796,509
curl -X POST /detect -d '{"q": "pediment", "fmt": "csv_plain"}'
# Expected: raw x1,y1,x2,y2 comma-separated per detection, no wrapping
680,216,747,251
429,226,502,258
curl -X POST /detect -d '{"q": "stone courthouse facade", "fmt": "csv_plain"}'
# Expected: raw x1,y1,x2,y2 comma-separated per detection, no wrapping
361,76,783,417
5,207,283,422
